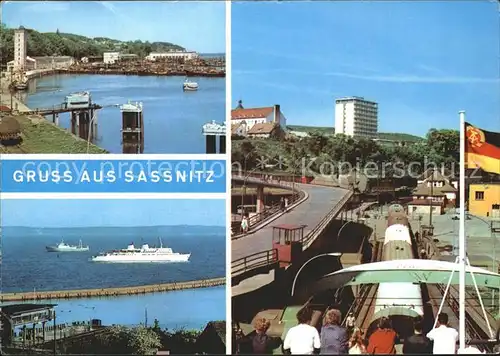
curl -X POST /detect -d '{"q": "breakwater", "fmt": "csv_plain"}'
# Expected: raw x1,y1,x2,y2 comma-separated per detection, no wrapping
0,277,225,302
66,68,225,77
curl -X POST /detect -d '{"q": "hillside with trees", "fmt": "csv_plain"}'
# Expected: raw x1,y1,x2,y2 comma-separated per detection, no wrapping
232,128,459,176
287,125,424,143
0,25,184,65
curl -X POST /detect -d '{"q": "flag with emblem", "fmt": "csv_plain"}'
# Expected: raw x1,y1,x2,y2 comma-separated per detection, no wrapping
465,122,500,174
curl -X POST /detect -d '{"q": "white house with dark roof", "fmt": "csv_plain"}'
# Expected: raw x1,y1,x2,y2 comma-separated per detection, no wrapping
231,100,287,137
412,168,458,208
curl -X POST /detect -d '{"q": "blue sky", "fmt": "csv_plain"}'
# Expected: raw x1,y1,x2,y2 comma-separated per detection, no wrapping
232,2,500,136
3,1,225,53
1,199,225,227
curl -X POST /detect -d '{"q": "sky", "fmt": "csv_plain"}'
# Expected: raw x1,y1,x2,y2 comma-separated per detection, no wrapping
2,1,225,53
232,1,500,136
1,199,225,228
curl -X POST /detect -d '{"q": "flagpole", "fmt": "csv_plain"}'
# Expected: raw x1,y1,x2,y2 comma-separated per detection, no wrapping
459,110,466,351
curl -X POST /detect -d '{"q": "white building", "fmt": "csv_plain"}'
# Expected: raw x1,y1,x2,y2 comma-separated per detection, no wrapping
103,52,120,64
13,26,27,72
7,56,36,73
334,96,378,139
145,51,198,61
231,100,287,137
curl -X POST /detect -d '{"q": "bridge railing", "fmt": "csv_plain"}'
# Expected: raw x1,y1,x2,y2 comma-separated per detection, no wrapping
231,173,305,235
302,190,354,249
231,175,354,277
232,189,305,236
231,172,353,275
232,249,279,277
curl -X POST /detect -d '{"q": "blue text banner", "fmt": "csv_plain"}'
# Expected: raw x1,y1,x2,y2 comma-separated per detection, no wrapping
0,159,226,193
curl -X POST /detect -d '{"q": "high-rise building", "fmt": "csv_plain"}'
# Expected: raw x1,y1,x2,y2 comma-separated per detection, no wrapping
334,96,378,139
14,26,27,72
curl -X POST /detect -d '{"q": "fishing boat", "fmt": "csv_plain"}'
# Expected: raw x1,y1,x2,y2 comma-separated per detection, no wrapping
46,239,90,252
183,78,198,92
91,238,190,263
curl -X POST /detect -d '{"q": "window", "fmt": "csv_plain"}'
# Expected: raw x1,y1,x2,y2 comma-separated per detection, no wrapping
475,191,485,200
413,206,417,212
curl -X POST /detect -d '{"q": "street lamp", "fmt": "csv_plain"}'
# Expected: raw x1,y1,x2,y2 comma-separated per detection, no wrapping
86,104,120,153
291,252,342,297
338,221,354,239
469,215,497,313
240,166,259,219
86,111,98,153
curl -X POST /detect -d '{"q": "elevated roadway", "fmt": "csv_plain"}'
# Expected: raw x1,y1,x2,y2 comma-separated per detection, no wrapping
231,174,353,288
232,182,351,260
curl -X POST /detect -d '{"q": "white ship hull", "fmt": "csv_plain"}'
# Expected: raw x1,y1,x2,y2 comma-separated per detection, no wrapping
183,83,198,91
91,253,190,263
46,246,89,252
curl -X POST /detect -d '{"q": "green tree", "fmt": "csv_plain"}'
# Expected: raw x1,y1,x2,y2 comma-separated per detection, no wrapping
156,329,201,354
78,325,162,355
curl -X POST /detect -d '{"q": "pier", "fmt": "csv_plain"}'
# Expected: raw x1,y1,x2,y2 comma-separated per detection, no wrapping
121,101,144,154
0,277,225,302
202,120,226,154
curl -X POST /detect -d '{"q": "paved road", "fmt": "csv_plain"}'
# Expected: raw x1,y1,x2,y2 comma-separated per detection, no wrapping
232,183,351,261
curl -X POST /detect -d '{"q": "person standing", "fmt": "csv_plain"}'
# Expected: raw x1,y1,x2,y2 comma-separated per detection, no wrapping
346,312,356,335
403,317,432,354
241,216,249,233
320,309,348,354
426,312,458,354
239,318,281,354
348,328,367,354
367,317,398,354
283,307,321,354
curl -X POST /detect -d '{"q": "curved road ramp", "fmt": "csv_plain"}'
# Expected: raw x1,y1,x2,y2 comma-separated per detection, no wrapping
231,175,353,289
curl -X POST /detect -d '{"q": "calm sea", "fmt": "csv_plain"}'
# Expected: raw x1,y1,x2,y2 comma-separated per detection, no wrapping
1,225,225,292
1,225,226,330
25,73,225,154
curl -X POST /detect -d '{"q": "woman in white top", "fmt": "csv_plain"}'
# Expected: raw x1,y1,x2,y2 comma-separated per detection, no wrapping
241,216,249,233
283,306,321,355
348,328,367,354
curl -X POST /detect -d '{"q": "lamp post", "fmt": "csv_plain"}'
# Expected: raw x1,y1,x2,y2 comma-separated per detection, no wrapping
470,215,497,313
86,111,98,153
86,104,119,153
291,252,342,297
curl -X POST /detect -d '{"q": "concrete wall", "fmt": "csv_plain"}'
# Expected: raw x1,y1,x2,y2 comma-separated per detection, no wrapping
408,204,443,216
231,192,292,213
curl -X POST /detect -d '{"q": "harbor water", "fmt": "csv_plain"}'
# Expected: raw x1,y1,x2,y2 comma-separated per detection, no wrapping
2,225,225,292
25,74,225,153
3,287,224,331
2,225,225,330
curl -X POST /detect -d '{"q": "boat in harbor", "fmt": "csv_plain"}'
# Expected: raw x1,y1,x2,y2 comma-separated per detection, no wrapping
183,78,198,91
46,239,90,252
14,81,28,90
14,75,28,91
91,239,190,263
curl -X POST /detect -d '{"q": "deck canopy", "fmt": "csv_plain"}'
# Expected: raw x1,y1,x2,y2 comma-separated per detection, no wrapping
304,259,500,297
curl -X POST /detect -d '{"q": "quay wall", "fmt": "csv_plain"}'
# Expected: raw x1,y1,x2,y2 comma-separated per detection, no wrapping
65,68,225,77
22,68,224,79
0,277,225,302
